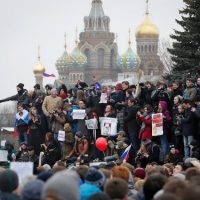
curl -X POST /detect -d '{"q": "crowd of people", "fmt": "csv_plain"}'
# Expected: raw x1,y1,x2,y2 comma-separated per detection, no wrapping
0,76,200,200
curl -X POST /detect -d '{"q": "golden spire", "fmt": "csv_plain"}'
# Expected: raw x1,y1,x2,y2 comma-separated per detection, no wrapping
64,33,67,51
146,0,149,15
75,27,78,46
38,45,40,61
128,28,131,48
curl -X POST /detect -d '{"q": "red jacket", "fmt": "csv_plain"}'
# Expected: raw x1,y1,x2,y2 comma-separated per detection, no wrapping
138,115,152,140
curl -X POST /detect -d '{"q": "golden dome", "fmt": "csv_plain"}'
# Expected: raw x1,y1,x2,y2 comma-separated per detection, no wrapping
33,61,45,75
135,15,159,38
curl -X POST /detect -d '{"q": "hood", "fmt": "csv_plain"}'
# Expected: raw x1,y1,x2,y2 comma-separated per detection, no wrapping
159,101,168,113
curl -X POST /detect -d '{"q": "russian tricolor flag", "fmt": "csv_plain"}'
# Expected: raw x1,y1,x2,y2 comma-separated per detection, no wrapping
120,144,131,162
43,72,56,78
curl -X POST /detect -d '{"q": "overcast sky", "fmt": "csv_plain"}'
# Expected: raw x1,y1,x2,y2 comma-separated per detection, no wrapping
0,0,184,99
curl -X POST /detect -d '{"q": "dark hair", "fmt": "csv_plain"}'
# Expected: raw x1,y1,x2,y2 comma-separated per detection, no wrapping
185,167,200,181
104,178,128,199
88,192,111,200
122,81,129,86
144,104,153,112
143,173,167,200
182,99,191,104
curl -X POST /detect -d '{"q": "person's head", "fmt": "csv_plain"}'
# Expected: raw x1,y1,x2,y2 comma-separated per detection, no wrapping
64,123,71,132
145,81,152,90
78,100,86,109
64,103,72,111
197,77,200,86
169,144,176,155
111,166,129,183
105,104,113,113
186,78,193,88
50,89,57,98
177,104,184,113
27,146,35,156
17,104,24,113
30,106,38,116
156,81,165,90
143,173,167,200
45,84,53,95
163,178,187,199
185,167,200,182
55,106,63,114
20,142,27,150
127,98,136,107
104,178,128,200
182,99,191,109
144,104,153,113
172,81,180,90
125,89,132,97
174,96,181,105
173,163,184,175
158,101,168,113
194,95,200,105
16,83,24,91
45,132,54,142
122,81,129,90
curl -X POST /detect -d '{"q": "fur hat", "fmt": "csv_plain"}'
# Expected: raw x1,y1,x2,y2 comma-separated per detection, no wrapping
34,84,40,90
85,168,105,188
21,179,44,200
17,83,24,90
0,169,19,192
42,170,80,200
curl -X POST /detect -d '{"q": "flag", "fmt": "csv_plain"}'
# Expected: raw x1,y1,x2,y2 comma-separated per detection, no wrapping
43,72,56,78
120,144,131,162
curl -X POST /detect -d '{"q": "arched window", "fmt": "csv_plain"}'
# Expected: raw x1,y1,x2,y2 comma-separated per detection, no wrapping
110,49,115,68
145,45,147,53
152,46,155,52
97,48,104,68
141,46,144,53
149,45,151,52
84,49,90,66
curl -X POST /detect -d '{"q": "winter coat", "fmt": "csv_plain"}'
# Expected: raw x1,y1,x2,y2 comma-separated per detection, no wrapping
51,112,66,133
62,131,75,158
183,86,197,101
181,107,196,136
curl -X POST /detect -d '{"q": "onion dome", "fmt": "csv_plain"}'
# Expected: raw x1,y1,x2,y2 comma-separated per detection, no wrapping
120,30,141,69
66,30,87,67
33,47,45,75
56,33,69,69
135,1,159,39
135,15,159,39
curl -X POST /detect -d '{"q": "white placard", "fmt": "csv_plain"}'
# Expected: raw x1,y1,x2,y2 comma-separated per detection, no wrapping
1,140,6,147
10,162,33,184
58,130,65,141
85,119,98,130
72,109,86,119
0,150,8,162
99,117,118,136
99,93,108,103
152,113,163,136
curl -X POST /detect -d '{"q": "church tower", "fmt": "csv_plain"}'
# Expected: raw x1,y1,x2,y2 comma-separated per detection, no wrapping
135,0,164,76
33,46,45,89
79,0,119,83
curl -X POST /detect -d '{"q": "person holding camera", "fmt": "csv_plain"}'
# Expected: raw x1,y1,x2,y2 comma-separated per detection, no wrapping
28,106,42,155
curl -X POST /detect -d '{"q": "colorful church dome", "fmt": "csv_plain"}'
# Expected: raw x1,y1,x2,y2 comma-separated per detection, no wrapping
135,14,159,38
66,41,87,67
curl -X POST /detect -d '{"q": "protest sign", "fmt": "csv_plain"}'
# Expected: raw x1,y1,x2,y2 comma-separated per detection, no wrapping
10,162,33,184
1,139,6,147
99,117,117,136
99,93,108,103
58,130,65,141
0,150,8,162
72,109,86,119
85,119,98,130
152,113,163,136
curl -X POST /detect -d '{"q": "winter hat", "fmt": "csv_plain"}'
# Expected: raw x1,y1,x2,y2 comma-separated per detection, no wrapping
17,83,24,90
85,167,105,188
80,183,101,200
42,170,80,200
0,169,19,192
37,170,53,182
134,168,146,179
21,179,44,200
34,84,40,90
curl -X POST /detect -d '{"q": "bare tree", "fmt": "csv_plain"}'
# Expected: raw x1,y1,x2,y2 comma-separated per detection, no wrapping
158,38,174,74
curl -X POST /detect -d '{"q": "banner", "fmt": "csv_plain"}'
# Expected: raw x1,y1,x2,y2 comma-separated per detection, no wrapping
85,119,98,130
72,109,86,119
152,113,163,136
58,130,65,141
99,117,117,136
10,162,33,184
0,150,8,162
99,93,108,103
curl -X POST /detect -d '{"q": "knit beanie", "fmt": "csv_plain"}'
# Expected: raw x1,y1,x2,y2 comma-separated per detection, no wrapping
134,168,146,179
21,179,44,200
42,170,80,200
85,167,105,188
0,169,19,192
